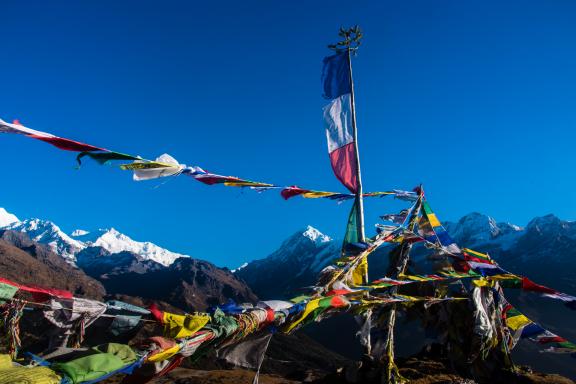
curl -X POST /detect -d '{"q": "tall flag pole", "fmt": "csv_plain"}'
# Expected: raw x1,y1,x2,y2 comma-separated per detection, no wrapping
323,27,371,359
347,31,366,244
323,26,366,244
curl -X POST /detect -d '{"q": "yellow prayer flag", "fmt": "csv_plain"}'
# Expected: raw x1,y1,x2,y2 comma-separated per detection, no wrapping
427,213,442,228
162,312,210,339
506,314,531,331
147,345,181,363
351,256,368,286
285,299,321,332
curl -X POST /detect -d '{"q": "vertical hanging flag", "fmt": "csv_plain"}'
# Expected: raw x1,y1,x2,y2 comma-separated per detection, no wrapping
322,52,358,193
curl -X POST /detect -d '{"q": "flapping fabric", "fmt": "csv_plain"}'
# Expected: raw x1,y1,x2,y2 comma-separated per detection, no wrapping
503,302,576,355
77,151,141,166
121,154,184,181
0,116,411,204
150,306,210,339
0,365,61,384
323,94,358,193
0,118,53,136
26,135,106,152
0,277,73,300
321,52,351,100
0,283,18,301
321,52,358,193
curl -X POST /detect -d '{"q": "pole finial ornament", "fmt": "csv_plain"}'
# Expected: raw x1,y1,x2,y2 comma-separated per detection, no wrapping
328,26,363,54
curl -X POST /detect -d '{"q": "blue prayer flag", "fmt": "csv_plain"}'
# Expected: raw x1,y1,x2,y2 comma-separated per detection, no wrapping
321,52,351,100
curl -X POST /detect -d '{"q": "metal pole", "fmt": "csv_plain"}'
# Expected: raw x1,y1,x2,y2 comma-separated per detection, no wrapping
347,48,366,245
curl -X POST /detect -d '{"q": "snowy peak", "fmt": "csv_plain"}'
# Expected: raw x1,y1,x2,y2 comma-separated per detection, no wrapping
446,212,523,246
444,212,524,249
235,225,339,298
273,226,334,258
5,218,85,261
447,212,499,243
71,227,187,266
263,225,337,271
0,207,188,266
302,225,332,244
0,207,19,227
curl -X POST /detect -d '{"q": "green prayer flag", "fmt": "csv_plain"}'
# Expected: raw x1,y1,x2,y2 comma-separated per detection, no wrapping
342,200,359,252
77,151,141,166
0,282,18,300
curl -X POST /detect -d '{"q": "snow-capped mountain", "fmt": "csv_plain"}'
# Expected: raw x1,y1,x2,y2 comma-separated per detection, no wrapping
267,225,336,268
0,207,19,227
4,218,85,261
0,207,188,266
236,225,339,299
237,212,576,300
443,212,524,250
71,228,186,266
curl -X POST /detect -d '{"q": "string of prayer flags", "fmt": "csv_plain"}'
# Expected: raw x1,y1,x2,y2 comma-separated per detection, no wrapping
0,277,73,300
503,303,576,356
1,116,415,204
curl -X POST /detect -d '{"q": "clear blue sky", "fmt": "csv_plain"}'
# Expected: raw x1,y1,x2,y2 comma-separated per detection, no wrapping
1,0,575,268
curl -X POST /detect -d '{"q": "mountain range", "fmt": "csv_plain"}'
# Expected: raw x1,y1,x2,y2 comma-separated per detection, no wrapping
0,207,255,312
237,212,576,297
235,211,576,380
3,207,575,300
0,208,187,266
1,206,575,379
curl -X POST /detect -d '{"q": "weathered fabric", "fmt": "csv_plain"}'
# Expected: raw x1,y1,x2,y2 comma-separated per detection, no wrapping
44,298,107,329
209,308,239,338
0,355,11,370
52,344,137,383
144,338,180,363
43,298,107,348
161,312,210,339
0,366,61,384
257,300,293,312
217,332,273,384
108,315,142,337
178,331,215,357
106,301,150,315
121,154,183,181
471,287,493,339
105,301,149,336
76,151,140,166
0,277,72,300
0,118,53,136
355,309,372,351
0,283,18,301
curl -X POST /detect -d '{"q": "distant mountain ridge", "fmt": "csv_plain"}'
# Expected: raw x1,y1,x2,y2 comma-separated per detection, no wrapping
237,212,576,299
0,207,256,311
0,208,187,266
236,225,340,299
